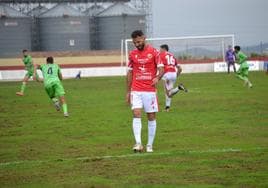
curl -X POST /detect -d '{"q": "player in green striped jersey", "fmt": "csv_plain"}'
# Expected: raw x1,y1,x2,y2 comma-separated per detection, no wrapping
234,46,253,88
16,49,39,96
33,57,69,117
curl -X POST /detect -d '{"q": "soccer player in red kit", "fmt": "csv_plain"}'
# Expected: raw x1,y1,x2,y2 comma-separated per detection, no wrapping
160,44,187,112
126,30,164,153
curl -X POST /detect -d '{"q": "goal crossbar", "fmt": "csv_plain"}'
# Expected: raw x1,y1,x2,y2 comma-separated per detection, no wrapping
122,34,235,66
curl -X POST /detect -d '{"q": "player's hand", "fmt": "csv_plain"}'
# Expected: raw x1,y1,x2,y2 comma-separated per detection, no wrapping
126,92,131,105
151,77,159,87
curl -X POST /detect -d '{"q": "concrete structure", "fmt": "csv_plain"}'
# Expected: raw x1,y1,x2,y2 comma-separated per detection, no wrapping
0,5,32,57
96,2,145,50
0,66,127,80
0,61,264,81
38,3,90,51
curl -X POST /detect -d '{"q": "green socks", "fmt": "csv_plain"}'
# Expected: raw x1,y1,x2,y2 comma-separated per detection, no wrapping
20,82,26,93
236,74,248,82
62,103,68,114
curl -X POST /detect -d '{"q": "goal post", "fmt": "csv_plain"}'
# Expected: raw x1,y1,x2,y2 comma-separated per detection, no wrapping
121,34,235,66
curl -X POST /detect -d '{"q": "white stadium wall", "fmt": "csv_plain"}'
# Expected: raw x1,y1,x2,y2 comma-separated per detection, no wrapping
214,61,263,72
0,61,265,81
181,63,214,73
0,67,127,81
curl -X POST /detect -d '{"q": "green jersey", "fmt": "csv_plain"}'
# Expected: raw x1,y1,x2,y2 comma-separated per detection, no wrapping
40,64,61,86
236,51,248,68
23,55,33,71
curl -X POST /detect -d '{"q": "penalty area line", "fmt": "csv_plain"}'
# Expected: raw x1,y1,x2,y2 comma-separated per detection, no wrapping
0,147,266,167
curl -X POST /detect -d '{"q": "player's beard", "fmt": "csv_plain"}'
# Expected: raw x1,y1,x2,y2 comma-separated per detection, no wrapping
136,43,145,51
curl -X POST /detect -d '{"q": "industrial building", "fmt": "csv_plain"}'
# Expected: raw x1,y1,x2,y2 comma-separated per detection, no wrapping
38,3,90,51
96,2,145,50
0,4,32,56
0,0,151,57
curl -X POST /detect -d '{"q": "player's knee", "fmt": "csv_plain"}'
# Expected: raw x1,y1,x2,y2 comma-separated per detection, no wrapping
23,76,29,82
147,113,156,121
167,91,172,98
133,109,142,118
59,96,66,104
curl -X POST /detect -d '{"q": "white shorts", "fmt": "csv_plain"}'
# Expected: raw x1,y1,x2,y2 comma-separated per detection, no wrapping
130,91,159,113
162,72,177,90
162,72,177,82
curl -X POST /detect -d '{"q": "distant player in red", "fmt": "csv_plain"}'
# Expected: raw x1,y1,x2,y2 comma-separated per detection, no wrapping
126,30,164,153
160,44,187,112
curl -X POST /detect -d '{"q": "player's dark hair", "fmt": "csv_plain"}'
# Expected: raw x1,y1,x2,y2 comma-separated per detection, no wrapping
47,56,54,64
22,49,27,53
234,45,241,51
131,30,144,38
160,44,169,51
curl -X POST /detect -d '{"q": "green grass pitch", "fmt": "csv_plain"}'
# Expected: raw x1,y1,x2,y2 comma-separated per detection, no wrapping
0,72,267,187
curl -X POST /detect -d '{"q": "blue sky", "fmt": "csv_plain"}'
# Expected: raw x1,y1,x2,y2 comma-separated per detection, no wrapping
152,0,268,46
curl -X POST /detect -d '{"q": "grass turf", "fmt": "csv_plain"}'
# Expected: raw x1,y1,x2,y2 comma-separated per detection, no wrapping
0,72,267,187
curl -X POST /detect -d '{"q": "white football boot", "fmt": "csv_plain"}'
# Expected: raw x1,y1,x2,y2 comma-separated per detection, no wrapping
133,144,143,153
146,145,153,153
16,92,24,96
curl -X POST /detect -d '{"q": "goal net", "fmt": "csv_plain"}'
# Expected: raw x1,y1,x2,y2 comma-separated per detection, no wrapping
121,34,235,66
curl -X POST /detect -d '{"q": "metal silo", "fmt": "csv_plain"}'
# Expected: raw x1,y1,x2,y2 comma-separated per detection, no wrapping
28,6,49,51
0,5,32,57
96,2,145,50
84,4,104,50
38,3,90,52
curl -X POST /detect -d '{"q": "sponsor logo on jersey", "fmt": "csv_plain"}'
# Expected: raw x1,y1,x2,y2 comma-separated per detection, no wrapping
147,54,153,59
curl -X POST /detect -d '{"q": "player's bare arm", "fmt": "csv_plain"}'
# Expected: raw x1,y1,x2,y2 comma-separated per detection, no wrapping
126,70,133,104
152,66,164,86
33,64,40,81
177,65,182,77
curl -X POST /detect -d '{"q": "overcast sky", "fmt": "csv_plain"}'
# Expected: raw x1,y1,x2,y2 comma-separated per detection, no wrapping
152,0,268,46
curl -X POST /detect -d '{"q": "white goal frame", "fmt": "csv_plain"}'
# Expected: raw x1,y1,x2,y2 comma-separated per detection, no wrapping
121,34,235,66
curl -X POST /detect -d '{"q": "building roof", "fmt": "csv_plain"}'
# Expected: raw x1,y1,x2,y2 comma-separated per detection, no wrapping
0,0,130,3
28,5,48,16
39,3,84,18
0,4,28,18
84,5,105,17
97,2,144,17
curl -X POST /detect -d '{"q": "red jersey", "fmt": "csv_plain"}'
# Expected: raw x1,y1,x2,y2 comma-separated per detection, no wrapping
160,51,178,73
128,45,163,92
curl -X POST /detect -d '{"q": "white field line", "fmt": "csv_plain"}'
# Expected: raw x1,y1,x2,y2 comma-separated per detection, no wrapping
186,88,201,93
0,147,266,167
